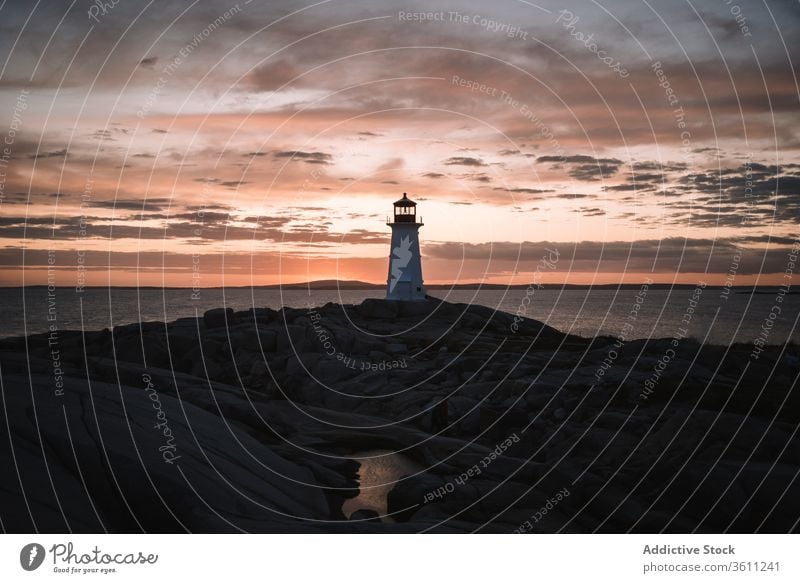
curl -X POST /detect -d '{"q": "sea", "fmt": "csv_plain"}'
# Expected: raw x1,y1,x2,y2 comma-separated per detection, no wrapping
1,286,798,346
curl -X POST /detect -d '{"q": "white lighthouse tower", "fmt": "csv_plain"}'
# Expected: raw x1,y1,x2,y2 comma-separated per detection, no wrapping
386,193,426,301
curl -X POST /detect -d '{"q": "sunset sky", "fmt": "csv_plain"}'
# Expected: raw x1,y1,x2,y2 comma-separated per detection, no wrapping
0,0,798,287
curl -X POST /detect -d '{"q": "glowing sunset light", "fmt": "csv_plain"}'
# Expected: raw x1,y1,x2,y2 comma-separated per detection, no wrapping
0,0,796,289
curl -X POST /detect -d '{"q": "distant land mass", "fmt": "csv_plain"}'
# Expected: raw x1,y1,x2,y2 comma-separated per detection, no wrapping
261,280,796,292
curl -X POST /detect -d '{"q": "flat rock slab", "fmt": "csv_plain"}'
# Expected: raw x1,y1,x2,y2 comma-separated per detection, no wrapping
0,372,329,532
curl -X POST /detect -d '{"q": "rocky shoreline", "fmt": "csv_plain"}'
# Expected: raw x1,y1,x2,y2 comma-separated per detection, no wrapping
1,297,798,532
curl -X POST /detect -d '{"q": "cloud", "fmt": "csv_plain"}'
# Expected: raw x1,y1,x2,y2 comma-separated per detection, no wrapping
184,204,233,212
603,183,642,192
444,156,488,167
568,164,621,181
0,0,797,286
575,207,607,216
534,154,624,181
537,155,623,165
0,210,390,246
245,59,302,91
87,198,172,211
425,238,796,275
219,180,250,189
632,161,688,172
672,164,800,224
494,187,555,195
377,157,404,171
680,165,800,200
28,149,68,160
273,150,333,164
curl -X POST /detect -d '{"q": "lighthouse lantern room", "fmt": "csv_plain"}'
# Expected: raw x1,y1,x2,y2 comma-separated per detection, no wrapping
386,193,426,301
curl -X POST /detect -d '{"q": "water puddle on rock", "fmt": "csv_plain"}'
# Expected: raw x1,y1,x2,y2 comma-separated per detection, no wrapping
342,449,420,522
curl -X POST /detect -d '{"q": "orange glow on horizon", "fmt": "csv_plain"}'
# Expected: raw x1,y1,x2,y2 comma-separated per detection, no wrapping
2,267,788,288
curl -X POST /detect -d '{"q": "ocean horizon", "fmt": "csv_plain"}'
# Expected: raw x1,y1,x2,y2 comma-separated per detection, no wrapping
2,284,797,346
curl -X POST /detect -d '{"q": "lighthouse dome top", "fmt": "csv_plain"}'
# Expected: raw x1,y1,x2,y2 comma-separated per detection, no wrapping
394,192,417,207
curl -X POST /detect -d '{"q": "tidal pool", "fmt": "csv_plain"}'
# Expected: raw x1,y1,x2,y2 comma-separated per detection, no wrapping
342,449,421,522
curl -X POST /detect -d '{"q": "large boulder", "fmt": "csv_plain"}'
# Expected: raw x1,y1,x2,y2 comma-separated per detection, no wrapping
0,372,331,532
357,299,400,319
276,325,307,352
386,472,442,522
203,307,234,329
349,508,381,522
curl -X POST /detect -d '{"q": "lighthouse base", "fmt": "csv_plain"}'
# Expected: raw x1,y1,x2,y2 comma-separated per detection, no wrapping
385,284,427,302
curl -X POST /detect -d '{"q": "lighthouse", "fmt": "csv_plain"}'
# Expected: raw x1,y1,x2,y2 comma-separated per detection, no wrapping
386,193,426,301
